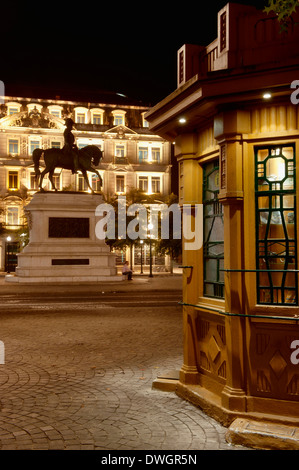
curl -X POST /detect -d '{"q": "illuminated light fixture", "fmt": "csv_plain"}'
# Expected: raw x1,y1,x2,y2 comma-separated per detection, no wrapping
179,117,187,124
263,92,272,99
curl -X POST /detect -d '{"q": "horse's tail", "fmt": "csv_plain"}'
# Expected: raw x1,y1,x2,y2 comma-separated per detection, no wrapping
32,148,43,177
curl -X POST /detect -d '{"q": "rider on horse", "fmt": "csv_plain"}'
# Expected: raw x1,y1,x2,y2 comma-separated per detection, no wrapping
63,118,79,174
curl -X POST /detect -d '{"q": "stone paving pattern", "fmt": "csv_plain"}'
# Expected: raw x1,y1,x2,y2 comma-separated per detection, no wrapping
0,278,246,450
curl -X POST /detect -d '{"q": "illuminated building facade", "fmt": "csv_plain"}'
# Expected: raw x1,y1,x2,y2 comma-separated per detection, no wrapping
0,94,172,271
146,2,299,443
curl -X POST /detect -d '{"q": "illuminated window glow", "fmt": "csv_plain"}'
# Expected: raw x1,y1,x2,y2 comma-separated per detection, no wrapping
8,171,18,190
7,206,19,226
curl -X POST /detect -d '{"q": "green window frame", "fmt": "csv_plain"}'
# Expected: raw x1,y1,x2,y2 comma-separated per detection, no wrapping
255,144,298,305
203,160,224,298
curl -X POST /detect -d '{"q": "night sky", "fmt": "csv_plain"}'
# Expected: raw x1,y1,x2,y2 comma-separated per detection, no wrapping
2,0,266,106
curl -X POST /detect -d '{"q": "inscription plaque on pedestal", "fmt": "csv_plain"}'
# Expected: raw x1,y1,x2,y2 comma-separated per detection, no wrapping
51,259,90,265
48,217,89,238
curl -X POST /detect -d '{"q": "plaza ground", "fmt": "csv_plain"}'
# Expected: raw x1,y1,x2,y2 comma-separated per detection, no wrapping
0,274,249,451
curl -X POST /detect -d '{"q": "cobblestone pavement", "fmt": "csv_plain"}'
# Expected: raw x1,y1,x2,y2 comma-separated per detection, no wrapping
0,285,247,451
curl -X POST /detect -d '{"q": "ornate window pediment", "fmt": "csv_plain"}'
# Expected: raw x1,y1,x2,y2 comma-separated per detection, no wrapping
0,110,64,130
105,125,137,139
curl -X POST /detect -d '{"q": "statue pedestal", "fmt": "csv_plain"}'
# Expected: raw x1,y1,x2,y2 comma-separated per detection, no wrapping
6,192,120,284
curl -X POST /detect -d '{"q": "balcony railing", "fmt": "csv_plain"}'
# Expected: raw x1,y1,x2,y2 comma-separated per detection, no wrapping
113,156,129,164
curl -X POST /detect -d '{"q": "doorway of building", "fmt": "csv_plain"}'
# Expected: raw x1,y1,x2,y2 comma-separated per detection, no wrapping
5,241,20,272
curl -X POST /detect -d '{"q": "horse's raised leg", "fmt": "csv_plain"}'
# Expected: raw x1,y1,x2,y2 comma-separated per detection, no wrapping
93,169,103,188
82,169,94,193
87,167,102,190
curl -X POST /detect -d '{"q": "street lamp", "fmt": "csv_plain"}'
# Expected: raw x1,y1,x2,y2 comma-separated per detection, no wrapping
140,240,143,274
148,223,153,278
6,236,12,273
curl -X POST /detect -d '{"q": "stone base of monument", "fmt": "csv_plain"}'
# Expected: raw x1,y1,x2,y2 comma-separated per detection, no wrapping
6,192,121,284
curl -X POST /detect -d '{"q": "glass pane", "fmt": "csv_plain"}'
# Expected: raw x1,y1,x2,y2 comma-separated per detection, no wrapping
255,144,298,305
203,160,224,299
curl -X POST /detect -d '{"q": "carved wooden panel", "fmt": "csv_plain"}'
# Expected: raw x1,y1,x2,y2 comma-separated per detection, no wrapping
195,312,227,383
248,321,299,400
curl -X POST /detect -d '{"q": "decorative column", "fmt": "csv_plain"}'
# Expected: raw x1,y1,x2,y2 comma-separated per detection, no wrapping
215,110,250,411
175,134,202,385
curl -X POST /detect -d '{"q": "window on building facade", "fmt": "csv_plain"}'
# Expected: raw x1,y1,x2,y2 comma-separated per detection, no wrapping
78,174,89,192
152,148,161,163
30,140,40,154
116,175,125,193
8,139,19,155
203,160,224,298
51,141,61,149
74,107,88,124
90,109,104,125
6,206,19,226
78,142,88,149
91,174,101,192
52,174,61,190
151,177,161,193
114,114,124,126
8,107,19,115
255,144,298,305
8,171,19,190
92,114,102,124
7,102,21,115
139,176,148,192
30,173,39,190
139,147,148,163
115,144,125,157
49,109,61,118
76,113,85,123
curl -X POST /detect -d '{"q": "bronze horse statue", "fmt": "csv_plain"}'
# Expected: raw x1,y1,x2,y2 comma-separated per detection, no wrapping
32,145,103,192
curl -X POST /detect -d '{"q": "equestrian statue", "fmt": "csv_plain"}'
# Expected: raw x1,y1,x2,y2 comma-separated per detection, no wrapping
32,118,103,192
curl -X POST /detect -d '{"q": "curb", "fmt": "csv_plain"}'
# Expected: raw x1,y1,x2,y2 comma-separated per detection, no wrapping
226,418,299,450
